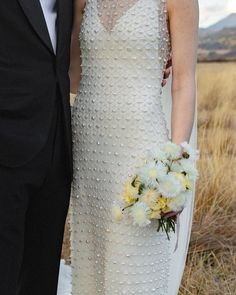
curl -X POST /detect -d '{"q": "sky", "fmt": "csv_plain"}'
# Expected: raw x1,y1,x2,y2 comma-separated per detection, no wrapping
199,0,236,27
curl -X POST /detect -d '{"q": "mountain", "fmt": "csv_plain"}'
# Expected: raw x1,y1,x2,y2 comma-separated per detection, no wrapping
198,14,236,62
207,13,236,32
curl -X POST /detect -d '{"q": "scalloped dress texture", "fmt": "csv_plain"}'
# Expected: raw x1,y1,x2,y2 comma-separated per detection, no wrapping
71,0,194,294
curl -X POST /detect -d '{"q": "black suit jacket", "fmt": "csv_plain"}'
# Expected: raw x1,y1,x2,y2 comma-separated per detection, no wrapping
0,0,73,178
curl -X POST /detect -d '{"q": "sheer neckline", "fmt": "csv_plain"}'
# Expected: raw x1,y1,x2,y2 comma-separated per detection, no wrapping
97,0,141,32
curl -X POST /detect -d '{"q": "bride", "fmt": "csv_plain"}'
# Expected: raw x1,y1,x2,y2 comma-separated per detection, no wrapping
69,0,199,294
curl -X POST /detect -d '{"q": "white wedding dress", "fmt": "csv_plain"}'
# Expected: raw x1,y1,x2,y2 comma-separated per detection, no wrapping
71,0,197,294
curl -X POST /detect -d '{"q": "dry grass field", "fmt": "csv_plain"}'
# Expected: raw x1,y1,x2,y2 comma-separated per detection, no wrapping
179,62,236,294
62,62,236,294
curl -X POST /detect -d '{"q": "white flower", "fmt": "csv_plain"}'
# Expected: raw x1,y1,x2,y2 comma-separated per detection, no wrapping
181,142,199,160
148,147,167,161
112,205,123,221
179,159,199,181
130,202,151,227
163,141,182,160
168,192,189,212
169,172,187,191
141,189,161,208
170,161,182,173
139,161,168,187
158,174,182,198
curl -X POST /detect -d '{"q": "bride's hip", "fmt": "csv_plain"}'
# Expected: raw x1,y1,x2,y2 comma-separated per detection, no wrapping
73,87,164,109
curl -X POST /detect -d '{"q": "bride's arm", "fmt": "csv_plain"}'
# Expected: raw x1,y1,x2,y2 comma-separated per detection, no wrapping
69,0,86,94
167,0,199,144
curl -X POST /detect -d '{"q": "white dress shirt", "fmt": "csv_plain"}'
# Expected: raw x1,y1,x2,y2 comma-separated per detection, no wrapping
39,0,57,53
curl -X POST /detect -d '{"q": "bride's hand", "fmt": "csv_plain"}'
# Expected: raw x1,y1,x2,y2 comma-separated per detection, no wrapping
162,59,172,87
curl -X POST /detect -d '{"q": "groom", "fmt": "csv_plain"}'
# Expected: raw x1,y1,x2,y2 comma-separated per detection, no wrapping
0,0,73,294
0,1,172,294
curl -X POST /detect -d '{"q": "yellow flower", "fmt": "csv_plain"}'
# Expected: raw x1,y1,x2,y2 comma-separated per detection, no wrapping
149,209,161,220
170,172,193,191
142,189,160,207
159,197,169,208
162,205,171,214
123,181,139,205
184,178,193,190
151,197,167,210
151,197,170,214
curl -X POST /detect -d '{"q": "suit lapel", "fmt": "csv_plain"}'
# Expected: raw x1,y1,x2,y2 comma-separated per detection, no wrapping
18,0,54,54
57,0,70,57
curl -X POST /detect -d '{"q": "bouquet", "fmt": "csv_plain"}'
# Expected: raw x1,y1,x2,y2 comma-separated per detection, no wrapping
112,141,199,240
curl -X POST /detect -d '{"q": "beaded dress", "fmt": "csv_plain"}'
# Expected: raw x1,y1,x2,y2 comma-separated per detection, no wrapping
71,0,196,294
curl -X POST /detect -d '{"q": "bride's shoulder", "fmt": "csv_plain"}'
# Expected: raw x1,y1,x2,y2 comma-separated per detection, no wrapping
166,0,199,27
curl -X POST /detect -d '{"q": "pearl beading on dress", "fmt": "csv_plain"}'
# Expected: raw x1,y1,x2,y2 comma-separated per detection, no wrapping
70,0,173,294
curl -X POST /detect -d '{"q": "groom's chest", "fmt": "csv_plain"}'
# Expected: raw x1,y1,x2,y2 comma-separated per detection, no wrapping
0,0,73,55
39,0,58,52
39,0,58,25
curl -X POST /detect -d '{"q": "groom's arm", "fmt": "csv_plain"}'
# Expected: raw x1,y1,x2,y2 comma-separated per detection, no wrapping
69,0,86,94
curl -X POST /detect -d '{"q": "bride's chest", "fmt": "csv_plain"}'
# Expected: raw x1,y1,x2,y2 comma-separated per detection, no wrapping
80,0,167,51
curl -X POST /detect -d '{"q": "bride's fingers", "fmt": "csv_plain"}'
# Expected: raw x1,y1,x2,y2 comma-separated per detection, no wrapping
162,69,170,87
163,67,171,79
161,79,167,87
166,59,172,69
